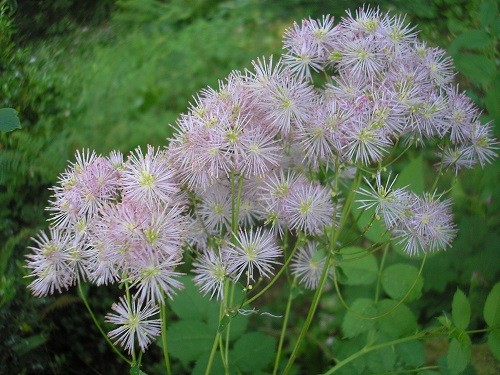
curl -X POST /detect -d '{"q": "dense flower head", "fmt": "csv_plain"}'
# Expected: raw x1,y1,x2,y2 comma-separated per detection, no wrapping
291,242,327,289
27,147,188,303
105,296,161,354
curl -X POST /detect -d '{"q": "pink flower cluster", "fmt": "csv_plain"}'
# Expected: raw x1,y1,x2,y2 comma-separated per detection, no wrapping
25,7,497,355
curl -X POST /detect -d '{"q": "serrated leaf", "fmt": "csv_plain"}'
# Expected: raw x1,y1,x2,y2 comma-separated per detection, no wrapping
0,108,21,133
487,328,500,361
452,289,470,330
453,54,495,87
338,247,378,285
169,275,210,321
480,1,498,28
484,282,500,327
168,320,213,366
447,336,471,375
342,298,376,338
381,264,423,302
230,332,275,372
376,299,417,338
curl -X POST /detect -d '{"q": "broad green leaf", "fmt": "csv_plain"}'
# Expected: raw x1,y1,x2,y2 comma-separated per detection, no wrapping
453,54,495,87
381,264,423,302
487,328,500,361
452,289,471,330
484,282,500,327
352,197,390,243
448,30,492,54
342,298,376,338
447,336,472,375
480,1,498,28
230,332,275,372
365,345,396,373
338,247,378,285
168,320,213,366
192,352,225,375
376,299,417,338
397,340,425,367
169,275,210,321
484,75,499,126
0,108,21,133
394,156,424,194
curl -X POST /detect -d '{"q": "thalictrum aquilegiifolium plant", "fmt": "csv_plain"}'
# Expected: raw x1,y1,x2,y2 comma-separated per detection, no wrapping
25,6,498,375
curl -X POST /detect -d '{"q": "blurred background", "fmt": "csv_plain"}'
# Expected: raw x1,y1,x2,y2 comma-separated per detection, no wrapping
0,0,498,373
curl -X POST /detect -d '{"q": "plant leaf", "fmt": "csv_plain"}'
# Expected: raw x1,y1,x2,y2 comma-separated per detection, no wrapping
452,288,470,330
381,264,423,302
0,108,21,133
453,54,495,87
230,332,275,372
342,298,376,338
447,336,472,375
167,320,213,366
338,247,378,285
484,282,500,327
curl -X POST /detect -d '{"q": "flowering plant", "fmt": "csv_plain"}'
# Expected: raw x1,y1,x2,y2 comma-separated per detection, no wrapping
25,7,498,375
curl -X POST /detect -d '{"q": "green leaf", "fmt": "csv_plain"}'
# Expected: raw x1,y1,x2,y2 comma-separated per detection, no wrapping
342,298,376,338
11,334,48,356
381,264,423,302
352,198,390,243
480,1,498,28
453,54,496,87
487,328,500,361
167,320,214,366
447,336,472,375
192,352,225,375
230,332,275,372
448,30,492,54
452,289,471,330
394,156,424,194
365,344,396,373
170,275,210,321
0,108,21,133
376,299,418,338
397,340,425,367
484,282,500,327
338,247,378,285
484,75,499,126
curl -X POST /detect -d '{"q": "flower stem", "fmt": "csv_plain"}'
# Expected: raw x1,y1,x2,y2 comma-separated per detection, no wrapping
77,283,132,366
160,302,172,375
273,280,296,375
243,237,301,307
282,172,362,375
205,330,221,375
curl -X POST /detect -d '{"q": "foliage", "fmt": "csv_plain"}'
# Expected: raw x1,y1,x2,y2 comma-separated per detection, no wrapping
1,0,499,374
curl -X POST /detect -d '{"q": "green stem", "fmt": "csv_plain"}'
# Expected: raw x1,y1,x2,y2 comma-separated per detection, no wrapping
224,283,236,364
374,244,389,304
77,283,132,366
431,156,445,192
273,280,296,375
282,172,363,375
160,302,172,375
322,331,430,374
205,331,221,375
218,334,230,375
243,238,301,307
